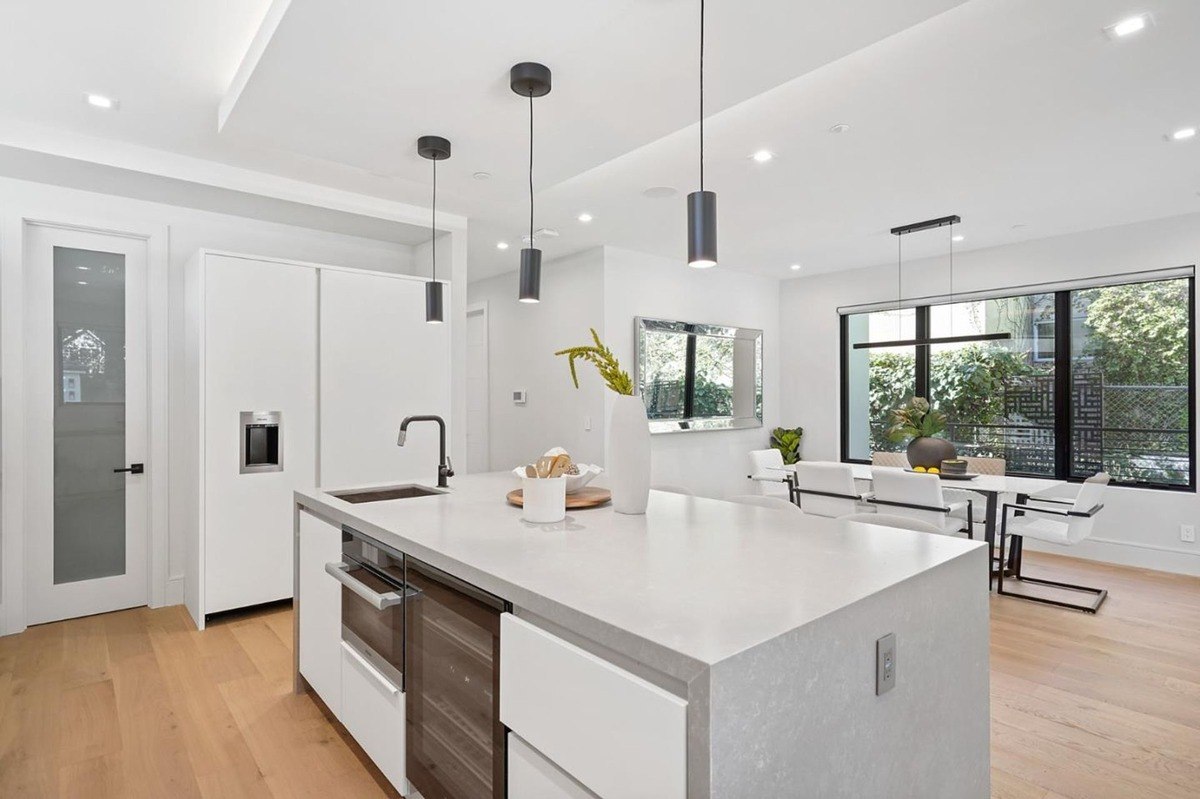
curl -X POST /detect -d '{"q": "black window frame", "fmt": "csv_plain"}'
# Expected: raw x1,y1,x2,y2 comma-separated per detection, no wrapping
839,274,1197,492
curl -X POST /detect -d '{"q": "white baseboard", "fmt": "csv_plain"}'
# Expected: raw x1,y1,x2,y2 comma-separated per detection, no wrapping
1021,536,1200,577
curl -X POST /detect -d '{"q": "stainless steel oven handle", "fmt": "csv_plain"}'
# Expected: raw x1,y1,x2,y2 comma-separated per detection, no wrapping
324,562,404,610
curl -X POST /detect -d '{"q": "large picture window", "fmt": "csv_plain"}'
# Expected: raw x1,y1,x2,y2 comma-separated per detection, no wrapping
840,275,1195,490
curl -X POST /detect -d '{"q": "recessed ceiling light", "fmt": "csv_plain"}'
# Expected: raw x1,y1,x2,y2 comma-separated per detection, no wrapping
577,212,593,223
76,265,90,271
829,123,851,134
642,186,678,199
750,150,774,163
1170,127,1197,141
1105,14,1150,39
85,93,117,110
790,264,802,271
496,241,509,250
952,235,965,242
76,280,88,285
473,171,492,180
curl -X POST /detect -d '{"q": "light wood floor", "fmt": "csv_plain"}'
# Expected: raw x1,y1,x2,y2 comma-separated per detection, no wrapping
1,552,1197,798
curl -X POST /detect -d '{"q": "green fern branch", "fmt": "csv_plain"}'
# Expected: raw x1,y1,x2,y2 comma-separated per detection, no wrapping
554,328,634,396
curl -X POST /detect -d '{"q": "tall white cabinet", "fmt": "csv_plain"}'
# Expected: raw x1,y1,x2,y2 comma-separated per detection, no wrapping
183,250,450,629
319,269,451,487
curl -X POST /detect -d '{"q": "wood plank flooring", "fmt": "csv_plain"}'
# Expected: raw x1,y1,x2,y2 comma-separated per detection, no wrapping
1,551,1197,798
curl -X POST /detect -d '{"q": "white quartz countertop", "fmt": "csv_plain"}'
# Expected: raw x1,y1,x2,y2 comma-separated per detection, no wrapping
296,472,983,678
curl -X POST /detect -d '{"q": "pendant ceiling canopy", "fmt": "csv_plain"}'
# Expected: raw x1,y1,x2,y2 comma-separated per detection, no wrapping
853,215,1014,349
418,135,451,324
511,62,551,303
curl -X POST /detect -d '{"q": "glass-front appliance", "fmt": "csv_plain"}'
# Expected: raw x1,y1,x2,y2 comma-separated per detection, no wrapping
406,557,507,799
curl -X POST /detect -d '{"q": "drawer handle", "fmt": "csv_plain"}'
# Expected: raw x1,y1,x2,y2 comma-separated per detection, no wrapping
324,562,404,610
341,641,399,696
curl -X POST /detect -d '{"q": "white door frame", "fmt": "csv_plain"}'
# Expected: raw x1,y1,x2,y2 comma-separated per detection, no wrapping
465,301,490,472
1,213,169,635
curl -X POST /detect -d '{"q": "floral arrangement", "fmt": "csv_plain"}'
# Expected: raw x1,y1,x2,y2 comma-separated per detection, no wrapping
885,397,947,442
555,328,634,396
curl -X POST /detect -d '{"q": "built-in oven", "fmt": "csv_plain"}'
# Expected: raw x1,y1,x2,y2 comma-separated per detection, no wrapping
325,527,409,688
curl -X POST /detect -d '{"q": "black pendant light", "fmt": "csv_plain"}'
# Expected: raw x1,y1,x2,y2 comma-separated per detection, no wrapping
511,62,551,303
687,0,717,268
418,135,451,323
852,215,1013,349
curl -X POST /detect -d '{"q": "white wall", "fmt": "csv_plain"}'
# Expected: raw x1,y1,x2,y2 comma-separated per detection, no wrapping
603,247,781,499
0,176,430,633
780,212,1200,576
469,246,782,498
468,248,607,471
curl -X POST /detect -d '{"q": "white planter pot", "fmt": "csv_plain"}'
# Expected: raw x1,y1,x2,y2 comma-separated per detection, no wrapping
608,394,651,514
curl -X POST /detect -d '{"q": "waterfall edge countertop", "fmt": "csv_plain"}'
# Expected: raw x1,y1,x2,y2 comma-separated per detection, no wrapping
295,472,984,681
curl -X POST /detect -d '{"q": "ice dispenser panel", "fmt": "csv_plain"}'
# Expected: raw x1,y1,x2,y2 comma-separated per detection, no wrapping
239,411,282,474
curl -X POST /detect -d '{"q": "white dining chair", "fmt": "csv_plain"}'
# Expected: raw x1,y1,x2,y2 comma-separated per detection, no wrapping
729,495,801,512
997,473,1110,613
840,512,943,535
870,451,909,468
944,455,1006,525
792,462,869,518
868,468,973,537
747,449,791,499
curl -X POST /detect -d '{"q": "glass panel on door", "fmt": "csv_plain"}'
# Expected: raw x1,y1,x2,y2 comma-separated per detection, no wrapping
53,246,127,584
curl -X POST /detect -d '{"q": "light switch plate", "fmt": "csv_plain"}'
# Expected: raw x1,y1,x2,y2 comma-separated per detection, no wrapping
876,633,897,695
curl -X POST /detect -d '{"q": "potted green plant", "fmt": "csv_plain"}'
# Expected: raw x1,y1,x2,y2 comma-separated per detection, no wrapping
770,426,803,465
556,329,648,514
885,397,956,470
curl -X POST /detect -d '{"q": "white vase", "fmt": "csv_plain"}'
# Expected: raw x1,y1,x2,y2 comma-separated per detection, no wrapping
609,394,651,514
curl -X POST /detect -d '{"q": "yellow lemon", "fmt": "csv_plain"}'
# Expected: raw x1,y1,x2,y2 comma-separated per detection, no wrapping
913,466,927,472
928,467,940,474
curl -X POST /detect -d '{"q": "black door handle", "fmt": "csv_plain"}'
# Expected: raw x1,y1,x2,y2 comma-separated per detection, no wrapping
114,463,144,474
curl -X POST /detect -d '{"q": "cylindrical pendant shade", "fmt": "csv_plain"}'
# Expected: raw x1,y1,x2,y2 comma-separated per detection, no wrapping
519,248,542,303
687,190,717,268
425,280,444,323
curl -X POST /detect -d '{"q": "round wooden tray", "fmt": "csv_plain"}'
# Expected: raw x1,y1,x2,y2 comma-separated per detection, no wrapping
506,487,612,509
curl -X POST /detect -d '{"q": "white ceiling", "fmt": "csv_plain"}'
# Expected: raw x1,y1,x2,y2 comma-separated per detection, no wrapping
0,0,1197,282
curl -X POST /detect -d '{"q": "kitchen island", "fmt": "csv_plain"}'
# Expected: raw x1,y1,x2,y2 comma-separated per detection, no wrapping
294,472,989,799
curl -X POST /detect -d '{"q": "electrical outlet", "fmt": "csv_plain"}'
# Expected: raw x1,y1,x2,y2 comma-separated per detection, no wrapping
1182,524,1196,544
876,633,896,695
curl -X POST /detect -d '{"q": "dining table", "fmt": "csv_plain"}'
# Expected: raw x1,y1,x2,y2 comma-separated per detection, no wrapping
771,462,1066,580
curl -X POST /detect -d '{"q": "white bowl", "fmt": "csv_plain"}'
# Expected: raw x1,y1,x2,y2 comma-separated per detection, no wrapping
511,463,603,494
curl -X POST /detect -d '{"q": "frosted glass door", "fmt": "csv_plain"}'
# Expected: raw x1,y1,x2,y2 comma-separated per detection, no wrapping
26,225,148,625
54,246,128,583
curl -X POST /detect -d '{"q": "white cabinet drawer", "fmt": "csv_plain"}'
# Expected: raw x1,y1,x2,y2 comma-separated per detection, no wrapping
509,733,597,799
500,614,687,799
340,642,407,794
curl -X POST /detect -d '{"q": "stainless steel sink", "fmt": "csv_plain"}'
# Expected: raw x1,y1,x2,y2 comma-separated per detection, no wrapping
330,484,445,504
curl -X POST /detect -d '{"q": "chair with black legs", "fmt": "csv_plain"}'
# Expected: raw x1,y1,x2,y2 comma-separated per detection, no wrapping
867,468,974,538
996,473,1109,613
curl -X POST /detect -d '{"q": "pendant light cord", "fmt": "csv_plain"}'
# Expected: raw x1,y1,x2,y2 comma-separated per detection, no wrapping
529,91,535,247
897,234,903,338
948,222,954,335
699,0,705,191
431,157,437,282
